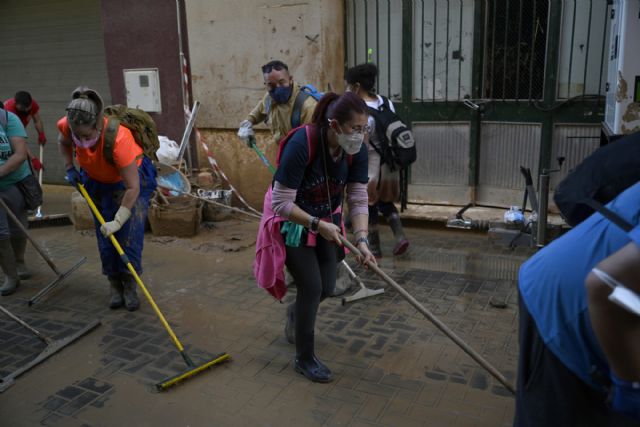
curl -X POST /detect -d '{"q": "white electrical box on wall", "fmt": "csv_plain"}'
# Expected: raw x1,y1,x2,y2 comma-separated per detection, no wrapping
123,68,162,113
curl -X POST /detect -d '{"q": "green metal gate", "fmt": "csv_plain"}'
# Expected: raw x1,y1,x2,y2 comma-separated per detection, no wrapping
346,0,610,208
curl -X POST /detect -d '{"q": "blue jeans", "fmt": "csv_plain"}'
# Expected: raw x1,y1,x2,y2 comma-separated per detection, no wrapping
81,157,157,277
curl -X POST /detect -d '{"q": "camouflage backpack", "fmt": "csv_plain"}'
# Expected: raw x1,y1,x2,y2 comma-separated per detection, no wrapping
103,105,159,164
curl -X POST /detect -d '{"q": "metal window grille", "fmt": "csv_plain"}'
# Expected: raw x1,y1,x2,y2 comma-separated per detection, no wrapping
483,0,550,100
412,0,475,101
345,0,404,101
556,0,611,99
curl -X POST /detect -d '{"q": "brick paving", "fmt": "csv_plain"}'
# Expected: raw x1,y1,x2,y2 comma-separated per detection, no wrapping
0,221,533,426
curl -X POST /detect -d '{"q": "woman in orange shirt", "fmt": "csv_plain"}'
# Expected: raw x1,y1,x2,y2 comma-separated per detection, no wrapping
57,87,157,311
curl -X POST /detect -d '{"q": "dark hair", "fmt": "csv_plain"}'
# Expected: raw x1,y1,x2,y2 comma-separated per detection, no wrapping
66,86,104,130
312,92,367,128
261,60,289,74
345,63,378,93
14,91,32,107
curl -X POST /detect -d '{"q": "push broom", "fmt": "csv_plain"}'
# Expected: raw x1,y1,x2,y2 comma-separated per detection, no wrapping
76,183,230,391
0,304,100,392
341,236,517,395
0,197,86,306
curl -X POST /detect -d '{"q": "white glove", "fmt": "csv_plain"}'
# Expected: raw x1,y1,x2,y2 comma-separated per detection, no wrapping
100,206,132,237
237,120,255,143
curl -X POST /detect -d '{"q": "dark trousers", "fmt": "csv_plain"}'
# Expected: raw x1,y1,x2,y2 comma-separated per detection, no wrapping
515,292,637,427
285,236,337,358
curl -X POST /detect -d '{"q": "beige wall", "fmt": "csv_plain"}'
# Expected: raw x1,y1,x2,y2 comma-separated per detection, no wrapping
186,0,345,208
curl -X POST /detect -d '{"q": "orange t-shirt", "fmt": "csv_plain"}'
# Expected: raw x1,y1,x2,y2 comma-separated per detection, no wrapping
57,117,143,184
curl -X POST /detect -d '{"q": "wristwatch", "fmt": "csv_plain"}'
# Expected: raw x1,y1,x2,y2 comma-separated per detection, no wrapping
309,216,320,232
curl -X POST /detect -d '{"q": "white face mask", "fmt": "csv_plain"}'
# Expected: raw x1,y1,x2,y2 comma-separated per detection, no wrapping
329,119,365,155
337,131,364,154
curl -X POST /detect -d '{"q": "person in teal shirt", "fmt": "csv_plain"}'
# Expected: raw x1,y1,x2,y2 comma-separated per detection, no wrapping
0,107,32,296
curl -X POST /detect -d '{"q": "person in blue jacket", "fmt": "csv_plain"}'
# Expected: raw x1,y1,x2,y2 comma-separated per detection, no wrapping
515,181,640,426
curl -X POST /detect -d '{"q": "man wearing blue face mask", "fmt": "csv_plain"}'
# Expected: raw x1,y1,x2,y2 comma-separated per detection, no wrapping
238,60,318,145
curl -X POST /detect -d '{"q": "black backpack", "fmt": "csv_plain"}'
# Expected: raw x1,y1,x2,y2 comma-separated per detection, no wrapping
367,96,416,171
554,131,640,226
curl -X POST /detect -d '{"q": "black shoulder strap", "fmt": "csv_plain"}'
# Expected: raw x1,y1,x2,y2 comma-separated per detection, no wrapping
291,90,310,129
583,198,634,232
103,118,119,165
380,95,390,110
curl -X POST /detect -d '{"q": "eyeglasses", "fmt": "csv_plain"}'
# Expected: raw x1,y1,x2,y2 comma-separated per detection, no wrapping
261,63,287,74
329,119,371,134
349,124,371,134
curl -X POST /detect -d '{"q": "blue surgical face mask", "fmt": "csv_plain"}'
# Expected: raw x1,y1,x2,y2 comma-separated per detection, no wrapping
269,85,293,104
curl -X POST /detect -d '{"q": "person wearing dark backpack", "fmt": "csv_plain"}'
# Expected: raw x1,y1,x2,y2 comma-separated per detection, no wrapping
345,63,409,257
0,108,33,296
57,87,157,311
237,60,321,145
254,92,376,382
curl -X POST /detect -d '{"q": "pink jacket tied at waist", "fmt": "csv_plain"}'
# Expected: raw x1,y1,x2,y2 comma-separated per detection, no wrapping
253,186,347,301
253,187,288,301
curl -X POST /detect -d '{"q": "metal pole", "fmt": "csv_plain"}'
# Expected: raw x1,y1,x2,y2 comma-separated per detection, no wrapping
536,172,549,247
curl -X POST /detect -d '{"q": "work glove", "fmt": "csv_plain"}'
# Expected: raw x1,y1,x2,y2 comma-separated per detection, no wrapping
31,157,43,172
37,132,47,145
237,120,255,146
100,206,132,237
65,166,81,187
611,373,640,421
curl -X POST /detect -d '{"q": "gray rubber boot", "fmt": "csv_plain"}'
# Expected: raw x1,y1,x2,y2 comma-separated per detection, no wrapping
0,239,20,296
368,226,382,258
387,213,409,256
121,273,140,312
284,303,296,344
11,237,30,280
108,276,124,309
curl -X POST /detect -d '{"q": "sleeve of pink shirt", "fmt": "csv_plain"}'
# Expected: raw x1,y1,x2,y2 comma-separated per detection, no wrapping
271,181,297,218
346,182,368,218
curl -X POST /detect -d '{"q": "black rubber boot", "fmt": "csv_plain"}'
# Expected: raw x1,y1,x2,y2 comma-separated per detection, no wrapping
121,273,140,312
108,276,124,309
10,237,30,280
0,239,20,296
284,303,295,344
387,213,409,256
368,226,382,258
294,332,333,383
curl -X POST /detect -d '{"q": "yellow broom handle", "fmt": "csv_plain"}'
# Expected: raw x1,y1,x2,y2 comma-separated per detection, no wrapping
77,183,184,352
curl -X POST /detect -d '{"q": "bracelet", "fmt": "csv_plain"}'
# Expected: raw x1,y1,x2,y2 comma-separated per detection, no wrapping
353,228,368,238
355,236,369,246
309,216,320,232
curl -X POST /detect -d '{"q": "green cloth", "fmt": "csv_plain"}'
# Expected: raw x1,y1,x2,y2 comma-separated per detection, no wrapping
280,221,304,247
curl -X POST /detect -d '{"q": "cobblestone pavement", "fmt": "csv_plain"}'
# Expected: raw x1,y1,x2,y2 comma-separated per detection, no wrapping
0,219,534,427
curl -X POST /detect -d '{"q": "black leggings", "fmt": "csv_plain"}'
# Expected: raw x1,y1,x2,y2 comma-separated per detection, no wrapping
285,236,337,356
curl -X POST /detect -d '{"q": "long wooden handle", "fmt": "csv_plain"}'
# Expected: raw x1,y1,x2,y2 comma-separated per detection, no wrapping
0,197,61,275
340,236,516,395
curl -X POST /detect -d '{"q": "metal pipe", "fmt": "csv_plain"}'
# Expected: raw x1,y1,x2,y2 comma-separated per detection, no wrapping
528,0,537,101
445,0,450,102
433,0,438,100
566,0,578,98
458,0,463,100
582,0,593,98
536,172,550,247
388,0,392,96
515,0,524,101
502,0,509,100
596,1,609,105
421,0,425,101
